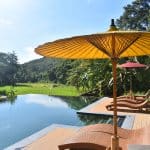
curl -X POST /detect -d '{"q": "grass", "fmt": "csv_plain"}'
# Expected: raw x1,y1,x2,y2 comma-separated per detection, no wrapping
0,83,81,97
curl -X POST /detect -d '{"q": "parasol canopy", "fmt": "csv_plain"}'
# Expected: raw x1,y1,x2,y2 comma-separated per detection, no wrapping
119,61,147,68
35,19,150,150
36,31,150,59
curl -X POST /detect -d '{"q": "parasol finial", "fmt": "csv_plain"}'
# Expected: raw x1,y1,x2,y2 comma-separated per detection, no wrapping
108,19,118,31
111,19,115,26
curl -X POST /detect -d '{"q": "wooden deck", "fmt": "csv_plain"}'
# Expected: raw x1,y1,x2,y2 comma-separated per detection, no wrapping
24,127,78,150
88,97,150,129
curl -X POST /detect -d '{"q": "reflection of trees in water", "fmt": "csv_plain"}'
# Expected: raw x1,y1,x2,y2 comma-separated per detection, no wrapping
0,98,7,104
0,95,99,108
60,96,99,110
78,114,113,126
7,96,17,104
0,96,17,105
78,113,124,127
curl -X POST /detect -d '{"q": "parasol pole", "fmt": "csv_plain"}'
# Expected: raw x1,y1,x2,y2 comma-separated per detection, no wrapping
111,59,119,150
109,19,119,150
129,74,133,99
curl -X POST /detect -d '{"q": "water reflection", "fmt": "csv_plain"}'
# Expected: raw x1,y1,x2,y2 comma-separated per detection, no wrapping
77,113,124,127
0,96,16,104
61,96,98,110
24,94,68,108
0,94,99,110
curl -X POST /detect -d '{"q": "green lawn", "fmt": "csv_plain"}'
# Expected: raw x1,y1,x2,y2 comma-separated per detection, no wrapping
0,83,81,96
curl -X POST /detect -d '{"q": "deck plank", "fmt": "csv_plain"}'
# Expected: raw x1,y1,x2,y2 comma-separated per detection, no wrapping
25,127,77,150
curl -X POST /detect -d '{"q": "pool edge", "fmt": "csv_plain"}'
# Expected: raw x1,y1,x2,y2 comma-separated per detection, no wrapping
4,124,79,150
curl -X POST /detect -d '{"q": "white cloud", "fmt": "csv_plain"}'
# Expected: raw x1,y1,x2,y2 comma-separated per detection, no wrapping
0,18,13,26
18,46,42,64
0,0,32,10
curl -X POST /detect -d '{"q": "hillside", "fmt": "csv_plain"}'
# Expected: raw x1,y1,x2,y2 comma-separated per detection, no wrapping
22,57,62,73
17,57,76,83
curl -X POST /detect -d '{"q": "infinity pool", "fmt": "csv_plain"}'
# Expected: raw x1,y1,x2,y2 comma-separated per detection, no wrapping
0,94,124,149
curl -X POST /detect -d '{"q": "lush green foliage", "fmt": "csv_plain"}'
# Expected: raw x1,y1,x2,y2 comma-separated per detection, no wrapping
16,58,75,84
116,0,150,31
0,52,18,86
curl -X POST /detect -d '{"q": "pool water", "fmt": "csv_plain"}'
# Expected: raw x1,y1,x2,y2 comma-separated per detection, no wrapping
0,94,124,149
77,113,125,127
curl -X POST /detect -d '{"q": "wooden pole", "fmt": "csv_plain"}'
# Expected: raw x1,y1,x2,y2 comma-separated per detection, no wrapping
130,75,133,99
111,59,119,150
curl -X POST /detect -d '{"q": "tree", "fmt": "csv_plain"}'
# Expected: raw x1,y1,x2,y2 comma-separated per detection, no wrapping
116,0,150,31
0,52,18,86
6,52,19,85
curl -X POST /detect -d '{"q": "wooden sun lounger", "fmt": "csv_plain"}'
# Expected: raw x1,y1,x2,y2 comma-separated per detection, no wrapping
113,99,146,104
112,98,150,105
109,91,150,108
117,90,150,100
106,99,150,111
59,132,110,150
58,124,150,150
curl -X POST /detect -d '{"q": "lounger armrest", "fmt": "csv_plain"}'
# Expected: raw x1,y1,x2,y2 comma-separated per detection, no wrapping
117,96,131,99
134,95,145,99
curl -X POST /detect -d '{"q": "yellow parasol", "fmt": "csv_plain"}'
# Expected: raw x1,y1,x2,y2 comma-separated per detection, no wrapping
35,19,150,150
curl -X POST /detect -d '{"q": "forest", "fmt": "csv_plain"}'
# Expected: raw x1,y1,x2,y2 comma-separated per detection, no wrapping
0,0,149,96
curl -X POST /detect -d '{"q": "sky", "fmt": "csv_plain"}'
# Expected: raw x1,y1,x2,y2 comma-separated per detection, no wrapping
0,0,133,64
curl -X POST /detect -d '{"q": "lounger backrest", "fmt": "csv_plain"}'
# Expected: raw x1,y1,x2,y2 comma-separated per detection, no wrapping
146,89,150,98
58,142,107,150
141,99,149,106
145,89,150,98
